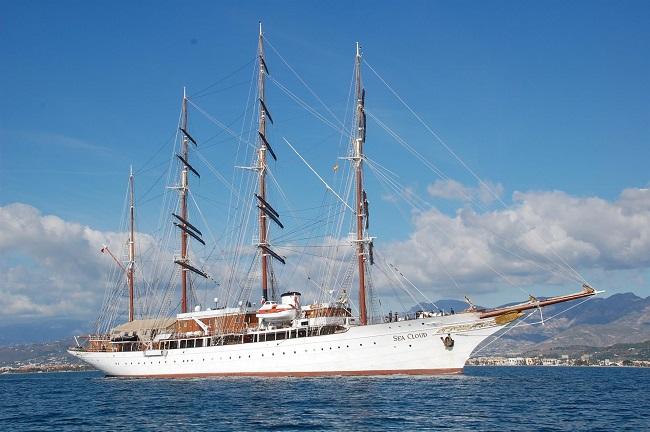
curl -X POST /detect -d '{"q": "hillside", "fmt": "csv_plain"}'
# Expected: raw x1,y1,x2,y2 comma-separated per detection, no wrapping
473,292,650,356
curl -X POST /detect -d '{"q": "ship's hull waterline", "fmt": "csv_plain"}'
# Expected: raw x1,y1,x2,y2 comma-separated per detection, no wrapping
68,313,506,377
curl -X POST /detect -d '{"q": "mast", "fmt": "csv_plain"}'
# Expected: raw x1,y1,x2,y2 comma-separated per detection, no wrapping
257,22,270,302
179,88,190,313
173,88,206,306
354,42,369,325
127,166,135,322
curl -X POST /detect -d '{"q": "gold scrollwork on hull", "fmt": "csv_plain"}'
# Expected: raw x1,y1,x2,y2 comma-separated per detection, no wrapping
494,311,524,325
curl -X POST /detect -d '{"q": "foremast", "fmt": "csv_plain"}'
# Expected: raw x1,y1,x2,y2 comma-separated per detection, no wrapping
257,23,271,303
352,43,372,325
255,22,284,303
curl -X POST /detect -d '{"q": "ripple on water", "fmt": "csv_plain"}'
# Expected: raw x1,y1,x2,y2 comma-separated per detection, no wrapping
1,367,649,431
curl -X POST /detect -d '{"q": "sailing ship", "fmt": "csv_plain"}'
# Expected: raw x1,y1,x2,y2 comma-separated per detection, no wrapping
68,25,598,377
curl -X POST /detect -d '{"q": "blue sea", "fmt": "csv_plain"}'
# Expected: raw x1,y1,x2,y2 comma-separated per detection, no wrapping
1,367,648,431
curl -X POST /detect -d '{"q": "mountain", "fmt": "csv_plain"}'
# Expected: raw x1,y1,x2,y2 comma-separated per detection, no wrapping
0,340,88,369
2,293,649,362
0,318,90,346
472,292,650,356
409,299,470,314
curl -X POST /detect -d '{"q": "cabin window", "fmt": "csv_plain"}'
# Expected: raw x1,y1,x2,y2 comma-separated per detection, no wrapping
206,338,211,347
195,339,203,348
180,340,187,349
170,341,178,350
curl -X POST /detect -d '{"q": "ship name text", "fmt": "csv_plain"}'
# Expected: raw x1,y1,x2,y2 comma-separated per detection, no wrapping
393,332,428,342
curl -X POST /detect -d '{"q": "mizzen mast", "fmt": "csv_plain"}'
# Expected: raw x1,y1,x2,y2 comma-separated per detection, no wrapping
127,166,135,322
353,42,371,325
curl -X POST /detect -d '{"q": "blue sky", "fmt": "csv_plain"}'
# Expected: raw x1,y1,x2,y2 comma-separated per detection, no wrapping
1,1,649,323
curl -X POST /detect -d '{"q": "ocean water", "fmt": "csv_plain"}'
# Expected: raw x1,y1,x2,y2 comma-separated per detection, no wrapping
1,367,648,431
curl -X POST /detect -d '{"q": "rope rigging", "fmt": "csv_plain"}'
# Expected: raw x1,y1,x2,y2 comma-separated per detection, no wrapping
93,29,596,333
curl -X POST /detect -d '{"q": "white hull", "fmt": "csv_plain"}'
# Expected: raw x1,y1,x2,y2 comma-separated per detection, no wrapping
69,313,504,377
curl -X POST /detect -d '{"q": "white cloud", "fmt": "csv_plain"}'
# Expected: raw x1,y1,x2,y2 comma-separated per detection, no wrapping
0,203,155,323
3,187,650,323
383,187,650,297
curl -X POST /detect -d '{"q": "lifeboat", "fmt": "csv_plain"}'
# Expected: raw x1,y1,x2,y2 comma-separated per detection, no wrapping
256,292,302,322
256,301,297,322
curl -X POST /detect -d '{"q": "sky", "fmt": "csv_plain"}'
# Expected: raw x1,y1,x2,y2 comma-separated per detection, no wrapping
1,1,649,328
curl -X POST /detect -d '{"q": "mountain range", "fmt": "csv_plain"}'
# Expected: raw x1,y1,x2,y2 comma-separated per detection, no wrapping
473,292,650,356
1,293,649,366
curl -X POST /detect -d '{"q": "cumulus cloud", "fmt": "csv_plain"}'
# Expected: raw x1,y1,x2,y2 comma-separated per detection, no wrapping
383,187,650,297
427,179,504,204
3,187,650,322
0,203,152,323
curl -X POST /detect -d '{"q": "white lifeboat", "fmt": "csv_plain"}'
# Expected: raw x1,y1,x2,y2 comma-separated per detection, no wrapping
256,292,301,322
256,301,297,322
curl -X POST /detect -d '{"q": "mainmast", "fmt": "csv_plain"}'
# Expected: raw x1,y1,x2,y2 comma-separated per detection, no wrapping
255,22,284,302
173,88,207,313
179,90,190,313
353,42,371,325
127,166,135,322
